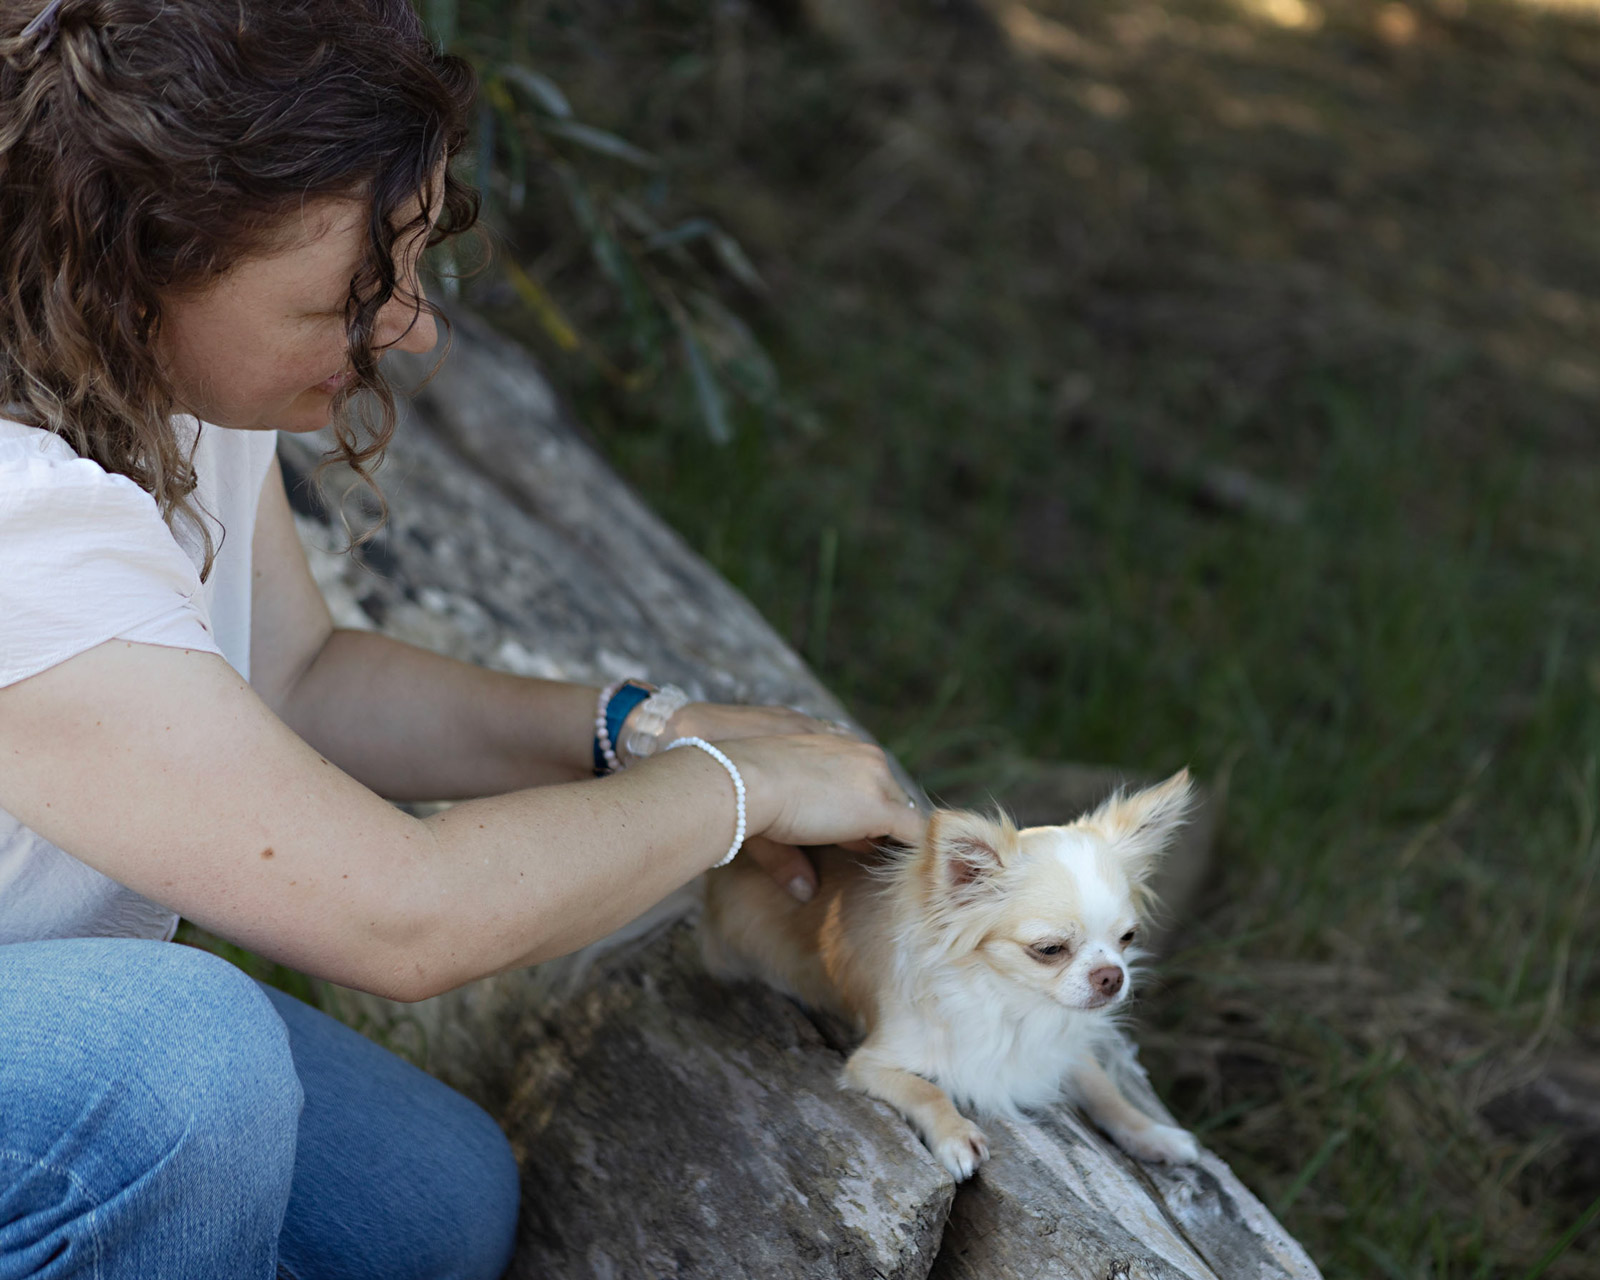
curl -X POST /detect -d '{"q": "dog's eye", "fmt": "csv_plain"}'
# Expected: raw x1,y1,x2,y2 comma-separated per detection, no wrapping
1119,929,1137,946
1029,942,1066,960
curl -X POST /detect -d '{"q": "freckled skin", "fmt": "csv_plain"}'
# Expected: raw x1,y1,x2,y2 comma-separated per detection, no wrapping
155,170,445,435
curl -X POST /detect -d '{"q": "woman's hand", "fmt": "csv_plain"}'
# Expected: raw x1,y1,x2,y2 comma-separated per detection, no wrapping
740,835,822,904
719,732,925,860
621,700,917,903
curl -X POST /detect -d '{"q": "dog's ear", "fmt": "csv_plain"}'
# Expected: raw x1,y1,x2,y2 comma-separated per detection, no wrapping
1085,769,1194,883
925,808,1015,896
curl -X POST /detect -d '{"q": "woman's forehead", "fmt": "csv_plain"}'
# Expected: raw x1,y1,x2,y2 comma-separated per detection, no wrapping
269,198,368,258
234,186,439,295
260,166,446,262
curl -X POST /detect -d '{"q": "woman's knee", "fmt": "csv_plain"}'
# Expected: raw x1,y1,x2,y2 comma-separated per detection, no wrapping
151,946,303,1130
1,938,305,1272
263,976,518,1280
8,939,303,1181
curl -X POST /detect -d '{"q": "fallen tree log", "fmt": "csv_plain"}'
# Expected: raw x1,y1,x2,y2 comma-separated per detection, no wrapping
932,1063,1319,1280
279,307,1322,1278
502,924,953,1280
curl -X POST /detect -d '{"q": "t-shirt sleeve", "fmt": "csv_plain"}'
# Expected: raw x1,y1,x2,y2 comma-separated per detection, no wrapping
0,447,223,688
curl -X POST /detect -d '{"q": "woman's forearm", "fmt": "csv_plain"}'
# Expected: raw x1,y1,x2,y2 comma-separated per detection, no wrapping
398,745,759,996
0,639,918,1003
277,627,598,800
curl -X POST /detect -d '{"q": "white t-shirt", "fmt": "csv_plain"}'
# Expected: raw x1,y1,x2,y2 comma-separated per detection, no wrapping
0,416,279,943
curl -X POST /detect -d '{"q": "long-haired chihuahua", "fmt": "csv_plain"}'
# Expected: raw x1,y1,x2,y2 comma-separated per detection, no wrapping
702,769,1201,1180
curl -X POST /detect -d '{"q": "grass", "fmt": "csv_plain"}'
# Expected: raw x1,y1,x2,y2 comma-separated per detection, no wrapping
421,1,1600,1275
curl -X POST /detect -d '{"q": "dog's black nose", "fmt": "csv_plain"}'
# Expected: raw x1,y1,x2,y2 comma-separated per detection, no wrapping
1089,966,1124,999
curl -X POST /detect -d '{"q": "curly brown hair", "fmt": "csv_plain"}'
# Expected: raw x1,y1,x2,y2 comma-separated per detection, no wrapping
0,0,479,573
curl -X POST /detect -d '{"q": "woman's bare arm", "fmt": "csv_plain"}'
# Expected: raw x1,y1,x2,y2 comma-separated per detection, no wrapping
243,462,853,898
248,460,596,798
247,463,850,807
0,639,920,1002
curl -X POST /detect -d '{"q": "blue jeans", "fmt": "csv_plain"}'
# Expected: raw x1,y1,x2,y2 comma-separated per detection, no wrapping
0,938,519,1279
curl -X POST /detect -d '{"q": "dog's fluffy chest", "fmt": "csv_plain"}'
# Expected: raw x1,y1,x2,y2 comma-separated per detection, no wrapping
874,964,1112,1116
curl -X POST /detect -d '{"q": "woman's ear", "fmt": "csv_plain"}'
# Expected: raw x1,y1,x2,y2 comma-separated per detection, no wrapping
922,808,1017,897
1085,769,1195,884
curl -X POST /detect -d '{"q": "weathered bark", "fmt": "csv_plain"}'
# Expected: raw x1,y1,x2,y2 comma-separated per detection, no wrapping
930,1056,1320,1280
503,924,953,1280
280,306,1321,1278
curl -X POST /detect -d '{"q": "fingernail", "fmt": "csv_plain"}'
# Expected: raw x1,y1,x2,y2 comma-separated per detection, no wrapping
787,876,815,903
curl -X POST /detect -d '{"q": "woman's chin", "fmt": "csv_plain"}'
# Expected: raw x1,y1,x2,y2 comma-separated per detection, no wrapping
273,391,340,433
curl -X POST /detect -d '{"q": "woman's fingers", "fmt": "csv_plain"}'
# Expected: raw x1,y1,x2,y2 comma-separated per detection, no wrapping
742,835,817,902
882,801,929,849
860,783,928,849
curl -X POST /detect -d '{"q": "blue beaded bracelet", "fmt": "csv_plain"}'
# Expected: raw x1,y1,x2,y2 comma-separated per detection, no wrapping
593,680,654,775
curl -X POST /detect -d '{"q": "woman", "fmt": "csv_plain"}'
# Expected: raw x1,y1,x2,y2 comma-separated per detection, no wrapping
0,1,925,1276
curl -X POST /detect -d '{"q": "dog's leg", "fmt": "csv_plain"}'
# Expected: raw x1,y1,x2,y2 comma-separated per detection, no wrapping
697,911,743,980
843,1040,989,1180
1070,1055,1199,1164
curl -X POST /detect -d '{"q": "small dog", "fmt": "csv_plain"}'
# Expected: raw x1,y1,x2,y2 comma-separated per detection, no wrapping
701,769,1201,1180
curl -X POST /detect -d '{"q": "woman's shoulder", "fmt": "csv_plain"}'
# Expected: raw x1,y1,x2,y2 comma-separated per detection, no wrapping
0,418,153,497
2,417,82,464
0,416,211,689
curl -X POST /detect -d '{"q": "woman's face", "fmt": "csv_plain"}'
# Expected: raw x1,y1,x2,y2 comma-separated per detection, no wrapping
156,193,440,433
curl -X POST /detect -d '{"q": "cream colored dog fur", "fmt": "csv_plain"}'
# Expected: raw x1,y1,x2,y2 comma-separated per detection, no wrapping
701,770,1201,1180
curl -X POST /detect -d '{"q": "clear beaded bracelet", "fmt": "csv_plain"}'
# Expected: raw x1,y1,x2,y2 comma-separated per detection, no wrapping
619,684,692,765
665,736,747,868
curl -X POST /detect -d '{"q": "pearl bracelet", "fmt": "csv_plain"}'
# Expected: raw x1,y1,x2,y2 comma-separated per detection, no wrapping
665,736,747,868
593,680,627,774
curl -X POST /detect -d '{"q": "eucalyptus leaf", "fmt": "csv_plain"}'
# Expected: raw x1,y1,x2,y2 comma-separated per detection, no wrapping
554,163,599,235
646,217,717,251
502,256,581,352
676,319,733,445
555,169,634,306
541,119,661,170
612,196,667,240
498,64,574,119
707,228,767,293
645,219,766,292
557,173,660,358
689,290,779,405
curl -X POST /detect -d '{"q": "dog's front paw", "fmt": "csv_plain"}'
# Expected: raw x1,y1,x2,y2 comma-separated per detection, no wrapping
1117,1121,1200,1165
928,1115,990,1181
